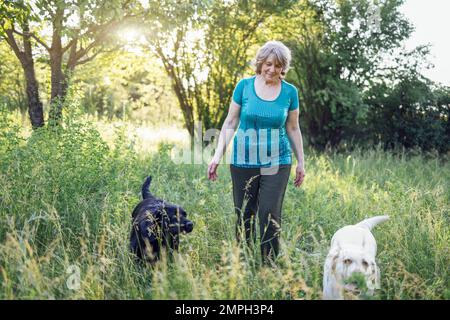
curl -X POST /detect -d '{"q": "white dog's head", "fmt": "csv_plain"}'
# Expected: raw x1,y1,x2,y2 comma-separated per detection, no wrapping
329,247,380,295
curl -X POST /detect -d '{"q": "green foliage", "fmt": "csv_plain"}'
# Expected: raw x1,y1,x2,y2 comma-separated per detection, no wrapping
0,105,24,166
1,0,148,127
1,113,108,248
0,0,37,32
0,42,27,113
72,49,181,125
145,0,296,135
366,75,450,153
267,0,420,149
0,0,448,151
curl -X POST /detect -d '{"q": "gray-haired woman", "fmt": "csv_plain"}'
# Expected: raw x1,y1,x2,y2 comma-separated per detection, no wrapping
207,40,306,264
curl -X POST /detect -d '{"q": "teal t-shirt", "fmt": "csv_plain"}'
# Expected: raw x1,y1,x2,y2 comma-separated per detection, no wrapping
231,76,300,168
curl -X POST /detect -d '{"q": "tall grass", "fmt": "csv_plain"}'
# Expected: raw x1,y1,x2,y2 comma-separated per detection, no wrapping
0,110,448,299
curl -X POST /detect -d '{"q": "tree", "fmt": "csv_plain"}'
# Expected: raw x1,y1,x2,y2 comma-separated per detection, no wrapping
267,0,416,149
143,0,296,137
365,65,450,153
1,0,44,128
0,0,143,127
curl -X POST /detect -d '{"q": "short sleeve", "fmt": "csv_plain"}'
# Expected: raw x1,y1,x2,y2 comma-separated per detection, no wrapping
289,86,299,111
232,79,245,106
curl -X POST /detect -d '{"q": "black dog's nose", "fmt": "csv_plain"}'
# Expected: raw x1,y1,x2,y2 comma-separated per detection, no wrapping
185,221,194,233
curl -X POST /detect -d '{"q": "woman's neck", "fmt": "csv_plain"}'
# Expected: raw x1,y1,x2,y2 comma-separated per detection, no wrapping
256,74,281,86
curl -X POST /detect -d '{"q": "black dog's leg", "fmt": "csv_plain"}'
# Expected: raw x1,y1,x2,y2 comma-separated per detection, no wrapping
169,234,180,251
162,232,179,263
130,225,147,260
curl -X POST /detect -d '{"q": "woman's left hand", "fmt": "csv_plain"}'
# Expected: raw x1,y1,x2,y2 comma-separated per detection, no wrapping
294,164,305,188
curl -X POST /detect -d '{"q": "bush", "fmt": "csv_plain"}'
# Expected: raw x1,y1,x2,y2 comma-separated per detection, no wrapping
365,77,450,153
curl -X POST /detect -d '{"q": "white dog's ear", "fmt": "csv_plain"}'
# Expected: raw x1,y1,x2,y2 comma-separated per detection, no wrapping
326,247,340,272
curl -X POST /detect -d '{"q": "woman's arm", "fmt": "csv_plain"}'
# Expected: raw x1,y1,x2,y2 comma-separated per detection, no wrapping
286,108,306,187
213,100,241,161
207,101,241,181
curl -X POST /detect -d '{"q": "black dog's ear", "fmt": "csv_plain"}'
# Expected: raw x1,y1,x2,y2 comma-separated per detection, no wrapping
160,212,171,229
165,204,191,222
161,203,178,217
177,207,187,217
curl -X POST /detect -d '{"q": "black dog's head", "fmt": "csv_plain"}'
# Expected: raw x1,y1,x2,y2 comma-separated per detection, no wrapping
162,203,194,236
130,176,193,263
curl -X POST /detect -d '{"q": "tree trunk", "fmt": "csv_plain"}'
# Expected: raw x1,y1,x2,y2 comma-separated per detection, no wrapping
48,52,67,124
4,22,45,128
48,7,66,125
21,21,44,128
157,49,195,138
23,60,44,128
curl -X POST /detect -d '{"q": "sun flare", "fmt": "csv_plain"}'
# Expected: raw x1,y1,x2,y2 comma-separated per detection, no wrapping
118,28,141,43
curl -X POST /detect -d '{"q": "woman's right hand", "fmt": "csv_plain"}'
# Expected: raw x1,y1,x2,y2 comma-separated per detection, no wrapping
207,158,220,181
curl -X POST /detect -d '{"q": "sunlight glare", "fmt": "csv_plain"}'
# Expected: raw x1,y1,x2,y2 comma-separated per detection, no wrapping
118,28,141,43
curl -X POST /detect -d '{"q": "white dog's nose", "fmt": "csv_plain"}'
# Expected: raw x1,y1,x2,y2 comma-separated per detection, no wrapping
344,283,358,292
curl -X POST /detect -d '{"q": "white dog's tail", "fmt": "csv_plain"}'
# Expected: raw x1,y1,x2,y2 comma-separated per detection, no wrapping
355,215,390,230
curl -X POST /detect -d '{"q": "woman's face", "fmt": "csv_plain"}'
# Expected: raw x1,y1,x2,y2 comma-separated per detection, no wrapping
260,54,283,83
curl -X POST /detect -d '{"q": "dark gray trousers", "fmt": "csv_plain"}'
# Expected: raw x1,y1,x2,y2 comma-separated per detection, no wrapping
230,164,291,264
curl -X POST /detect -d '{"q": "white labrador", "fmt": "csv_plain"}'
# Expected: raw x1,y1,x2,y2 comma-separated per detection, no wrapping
323,215,389,300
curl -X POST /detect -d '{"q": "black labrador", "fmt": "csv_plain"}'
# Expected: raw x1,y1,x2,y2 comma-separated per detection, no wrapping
129,176,193,263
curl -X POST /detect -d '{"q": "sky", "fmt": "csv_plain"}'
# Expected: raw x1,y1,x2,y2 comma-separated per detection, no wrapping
400,0,450,86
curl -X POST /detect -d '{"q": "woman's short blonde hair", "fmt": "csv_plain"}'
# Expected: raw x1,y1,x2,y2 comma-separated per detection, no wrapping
254,40,292,77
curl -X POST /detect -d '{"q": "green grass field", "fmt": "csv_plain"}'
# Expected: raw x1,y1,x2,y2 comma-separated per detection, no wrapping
0,113,448,300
